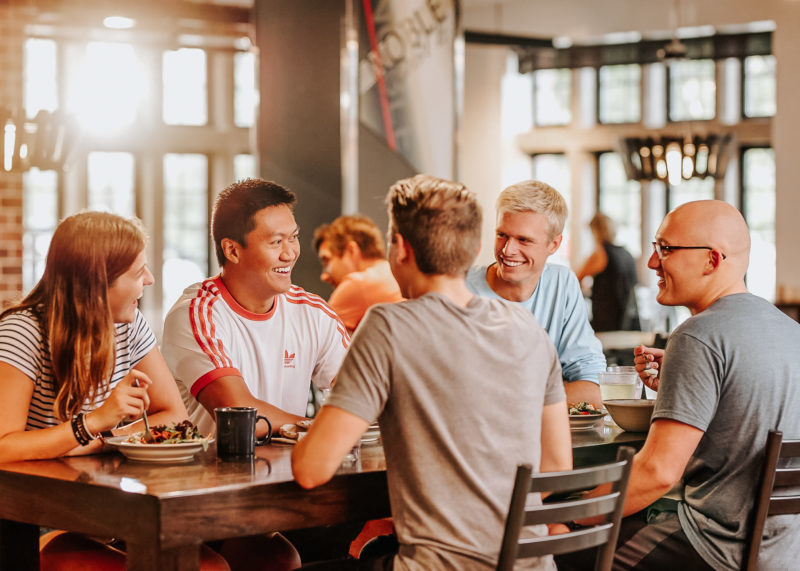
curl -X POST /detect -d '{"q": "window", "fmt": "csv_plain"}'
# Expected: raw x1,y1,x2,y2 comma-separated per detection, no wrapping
598,64,641,124
67,42,146,133
533,69,571,126
669,59,716,121
22,168,59,291
667,177,714,211
742,147,775,301
24,39,58,119
234,154,257,181
163,48,208,126
743,55,776,118
234,52,257,128
163,154,209,316
87,152,135,216
598,152,641,257
532,153,571,265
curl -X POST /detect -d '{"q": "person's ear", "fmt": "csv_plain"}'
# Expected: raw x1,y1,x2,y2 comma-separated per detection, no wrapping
393,233,413,264
547,233,563,255
707,249,725,271
344,240,361,259
221,238,241,265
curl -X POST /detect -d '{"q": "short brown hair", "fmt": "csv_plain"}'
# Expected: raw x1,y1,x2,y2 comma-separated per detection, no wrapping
212,178,296,266
386,174,481,276
589,213,617,244
312,215,386,259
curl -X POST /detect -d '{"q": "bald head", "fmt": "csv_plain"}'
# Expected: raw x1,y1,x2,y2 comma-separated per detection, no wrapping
665,200,750,275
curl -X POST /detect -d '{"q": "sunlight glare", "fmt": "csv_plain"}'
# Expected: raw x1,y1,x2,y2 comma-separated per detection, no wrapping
67,42,147,134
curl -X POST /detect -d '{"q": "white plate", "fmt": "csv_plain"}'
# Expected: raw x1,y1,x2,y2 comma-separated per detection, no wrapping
569,414,604,431
106,436,212,463
361,424,380,443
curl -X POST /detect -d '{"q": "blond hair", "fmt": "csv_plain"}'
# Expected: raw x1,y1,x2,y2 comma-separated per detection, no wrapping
496,180,568,240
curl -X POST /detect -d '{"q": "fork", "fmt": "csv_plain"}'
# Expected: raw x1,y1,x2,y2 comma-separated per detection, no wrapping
134,379,155,443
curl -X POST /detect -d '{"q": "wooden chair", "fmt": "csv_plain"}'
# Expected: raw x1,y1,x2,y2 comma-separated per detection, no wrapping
743,430,800,570
496,446,635,571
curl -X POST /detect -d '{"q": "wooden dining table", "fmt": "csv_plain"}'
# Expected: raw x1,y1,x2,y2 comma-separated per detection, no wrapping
0,422,646,571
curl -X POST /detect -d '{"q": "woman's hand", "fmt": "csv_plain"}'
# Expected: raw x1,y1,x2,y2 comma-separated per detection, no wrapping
634,345,664,391
85,370,152,435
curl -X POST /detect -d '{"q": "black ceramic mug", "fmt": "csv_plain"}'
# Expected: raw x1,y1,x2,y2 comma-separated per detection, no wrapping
215,406,271,459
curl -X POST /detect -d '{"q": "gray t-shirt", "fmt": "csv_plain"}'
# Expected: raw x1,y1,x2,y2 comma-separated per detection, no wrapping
326,292,564,571
654,293,800,570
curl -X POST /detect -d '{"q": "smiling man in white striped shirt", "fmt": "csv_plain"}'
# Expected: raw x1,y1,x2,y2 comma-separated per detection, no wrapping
162,178,349,441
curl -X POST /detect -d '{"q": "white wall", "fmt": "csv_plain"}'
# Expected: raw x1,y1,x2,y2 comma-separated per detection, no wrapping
460,0,800,302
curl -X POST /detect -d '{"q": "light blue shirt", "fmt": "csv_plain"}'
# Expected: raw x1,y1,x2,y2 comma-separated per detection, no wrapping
466,263,605,383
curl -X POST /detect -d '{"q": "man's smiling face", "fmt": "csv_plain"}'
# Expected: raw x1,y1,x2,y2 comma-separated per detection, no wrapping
493,210,561,296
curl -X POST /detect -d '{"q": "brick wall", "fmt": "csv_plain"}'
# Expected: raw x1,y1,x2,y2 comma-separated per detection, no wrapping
0,2,27,309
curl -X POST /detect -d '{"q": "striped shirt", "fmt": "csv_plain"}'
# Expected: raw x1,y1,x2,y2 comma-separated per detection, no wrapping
0,309,157,430
162,276,350,436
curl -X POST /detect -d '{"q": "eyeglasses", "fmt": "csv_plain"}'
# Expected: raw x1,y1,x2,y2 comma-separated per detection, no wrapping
651,242,727,260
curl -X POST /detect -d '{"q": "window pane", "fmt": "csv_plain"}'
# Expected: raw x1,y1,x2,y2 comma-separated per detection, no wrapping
163,154,208,316
87,152,135,217
669,59,716,121
742,148,775,301
24,38,58,119
598,152,641,258
668,177,714,211
22,168,59,292
743,55,776,118
234,52,257,128
234,154,257,181
534,69,571,126
598,65,641,124
163,48,208,126
67,42,145,133
532,153,571,265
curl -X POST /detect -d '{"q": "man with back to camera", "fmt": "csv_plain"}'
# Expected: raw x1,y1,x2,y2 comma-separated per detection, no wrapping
313,215,404,333
292,174,572,570
562,200,800,570
466,180,605,405
161,178,349,439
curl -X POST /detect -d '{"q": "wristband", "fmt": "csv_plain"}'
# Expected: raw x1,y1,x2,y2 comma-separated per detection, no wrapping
71,413,93,446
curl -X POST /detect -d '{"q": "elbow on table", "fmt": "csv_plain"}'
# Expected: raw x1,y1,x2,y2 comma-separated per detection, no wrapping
291,451,333,490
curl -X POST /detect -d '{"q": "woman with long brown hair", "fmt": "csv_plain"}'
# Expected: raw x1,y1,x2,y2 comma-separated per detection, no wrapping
0,211,228,569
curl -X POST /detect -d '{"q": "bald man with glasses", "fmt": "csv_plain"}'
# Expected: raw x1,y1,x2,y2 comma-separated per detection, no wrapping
558,200,800,570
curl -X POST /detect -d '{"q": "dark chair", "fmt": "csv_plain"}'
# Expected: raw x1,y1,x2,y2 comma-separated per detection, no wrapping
496,446,635,571
743,430,800,570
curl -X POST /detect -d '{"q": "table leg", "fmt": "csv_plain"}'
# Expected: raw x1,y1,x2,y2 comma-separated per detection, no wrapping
0,519,38,571
126,541,201,571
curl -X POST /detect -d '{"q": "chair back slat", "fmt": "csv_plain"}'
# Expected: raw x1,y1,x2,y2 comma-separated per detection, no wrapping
527,461,628,494
523,494,620,526
496,446,635,571
744,430,800,571
515,524,613,558
766,496,800,516
773,468,800,487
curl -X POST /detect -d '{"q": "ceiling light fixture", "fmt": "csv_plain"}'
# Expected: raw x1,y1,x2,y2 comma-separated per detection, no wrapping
103,16,135,30
618,133,734,185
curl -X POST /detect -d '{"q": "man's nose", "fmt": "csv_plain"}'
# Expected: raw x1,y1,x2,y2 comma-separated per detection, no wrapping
647,249,660,269
320,271,334,285
502,238,517,255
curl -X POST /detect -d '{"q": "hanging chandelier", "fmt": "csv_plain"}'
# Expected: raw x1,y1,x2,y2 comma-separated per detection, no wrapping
618,133,735,185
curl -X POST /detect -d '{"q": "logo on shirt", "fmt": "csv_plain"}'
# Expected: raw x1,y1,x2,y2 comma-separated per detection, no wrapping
284,350,296,368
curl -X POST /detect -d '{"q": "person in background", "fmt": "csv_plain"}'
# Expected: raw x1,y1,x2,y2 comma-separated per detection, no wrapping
162,178,349,570
0,212,227,570
293,174,572,570
576,212,640,332
466,180,605,406
313,215,404,333
566,200,800,569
